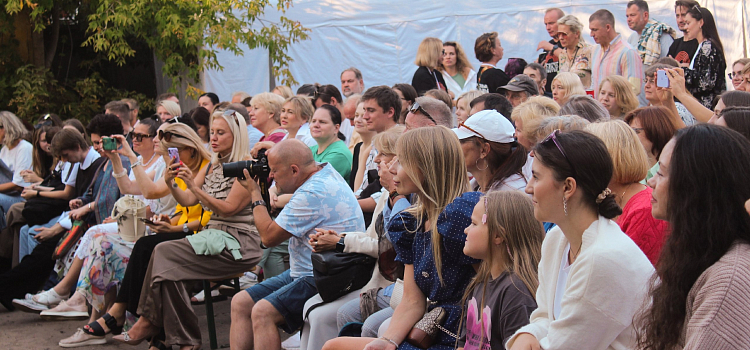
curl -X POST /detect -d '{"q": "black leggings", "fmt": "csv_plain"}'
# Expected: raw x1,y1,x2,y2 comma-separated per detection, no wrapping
115,232,189,316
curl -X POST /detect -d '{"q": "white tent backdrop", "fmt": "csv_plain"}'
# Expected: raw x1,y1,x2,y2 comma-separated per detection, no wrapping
203,0,747,100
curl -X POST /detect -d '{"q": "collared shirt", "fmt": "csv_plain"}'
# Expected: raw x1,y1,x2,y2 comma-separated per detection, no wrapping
591,34,643,95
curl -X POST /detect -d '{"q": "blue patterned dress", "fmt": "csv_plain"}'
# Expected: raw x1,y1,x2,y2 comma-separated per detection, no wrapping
388,192,481,350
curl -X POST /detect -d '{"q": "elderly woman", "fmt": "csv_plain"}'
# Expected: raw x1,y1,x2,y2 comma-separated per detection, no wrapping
412,37,449,96
0,111,33,229
550,72,586,106
114,110,262,349
556,15,593,89
511,96,560,150
156,100,181,123
249,92,287,145
560,95,611,122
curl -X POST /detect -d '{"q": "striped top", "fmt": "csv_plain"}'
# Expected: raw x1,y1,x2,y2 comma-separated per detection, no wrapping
590,34,643,95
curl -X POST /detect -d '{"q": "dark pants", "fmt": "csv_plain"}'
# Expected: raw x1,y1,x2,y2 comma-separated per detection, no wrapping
115,232,189,316
0,232,62,310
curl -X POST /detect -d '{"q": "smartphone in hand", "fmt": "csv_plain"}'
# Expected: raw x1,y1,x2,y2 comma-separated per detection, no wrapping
656,70,670,88
168,147,180,163
139,218,156,225
103,137,118,151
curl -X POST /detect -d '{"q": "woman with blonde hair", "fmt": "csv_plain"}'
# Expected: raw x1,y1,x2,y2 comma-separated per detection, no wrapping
597,75,639,120
556,15,593,88
550,72,586,106
272,85,294,100
115,109,262,349
248,92,287,145
253,96,316,152
531,115,591,144
511,96,561,149
0,111,33,228
586,120,669,265
323,126,480,350
455,90,485,124
457,190,543,348
412,37,449,96
156,100,181,123
441,41,477,98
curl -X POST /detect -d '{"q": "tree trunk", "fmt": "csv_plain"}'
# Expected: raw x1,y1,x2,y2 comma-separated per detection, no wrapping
44,5,61,69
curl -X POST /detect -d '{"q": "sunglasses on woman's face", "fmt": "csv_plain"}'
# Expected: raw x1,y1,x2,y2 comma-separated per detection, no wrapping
158,130,188,142
132,132,154,142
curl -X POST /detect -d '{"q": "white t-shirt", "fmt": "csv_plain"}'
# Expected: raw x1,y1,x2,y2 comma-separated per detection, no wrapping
339,120,354,146
553,244,572,320
0,139,33,187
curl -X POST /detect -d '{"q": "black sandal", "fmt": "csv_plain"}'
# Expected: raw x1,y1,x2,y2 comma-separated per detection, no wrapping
83,313,123,336
148,331,168,350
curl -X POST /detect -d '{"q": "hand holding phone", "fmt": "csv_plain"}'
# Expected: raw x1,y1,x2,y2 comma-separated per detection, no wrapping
656,70,670,88
168,147,180,163
102,137,118,151
139,218,156,225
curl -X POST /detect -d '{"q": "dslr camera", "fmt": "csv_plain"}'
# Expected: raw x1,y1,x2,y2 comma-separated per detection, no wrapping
222,149,270,180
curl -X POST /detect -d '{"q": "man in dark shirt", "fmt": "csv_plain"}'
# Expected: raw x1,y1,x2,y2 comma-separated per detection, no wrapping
666,0,700,65
536,8,565,94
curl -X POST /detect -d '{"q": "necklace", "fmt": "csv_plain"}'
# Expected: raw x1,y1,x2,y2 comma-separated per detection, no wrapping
142,153,157,168
617,183,637,207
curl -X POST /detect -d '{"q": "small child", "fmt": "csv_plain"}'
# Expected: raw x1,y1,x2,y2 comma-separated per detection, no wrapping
457,191,544,350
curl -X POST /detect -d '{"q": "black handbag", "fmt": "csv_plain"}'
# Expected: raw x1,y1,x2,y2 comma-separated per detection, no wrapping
311,250,376,302
22,167,70,226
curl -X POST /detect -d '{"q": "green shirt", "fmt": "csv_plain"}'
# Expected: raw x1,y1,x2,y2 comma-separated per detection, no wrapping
451,72,466,89
311,140,352,180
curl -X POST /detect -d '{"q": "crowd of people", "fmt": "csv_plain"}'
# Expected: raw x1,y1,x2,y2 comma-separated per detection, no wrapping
1,1,750,350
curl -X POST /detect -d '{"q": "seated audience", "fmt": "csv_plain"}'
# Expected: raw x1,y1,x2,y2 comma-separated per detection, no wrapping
637,124,750,349
468,93,513,122
586,120,669,265
350,101,377,190
310,104,352,179
156,100,181,123
731,58,750,90
453,110,528,192
230,139,365,350
499,75,540,108
523,63,549,96
411,37,448,96
248,92,287,146
550,72,585,106
504,58,528,80
623,106,679,183
511,96,561,149
507,130,654,350
273,86,294,100
559,95,610,122
643,64,693,126
190,107,211,148
424,89,452,111
0,111,33,229
714,106,750,140
391,84,417,124
323,126,480,350
597,75,639,120
455,90,485,124
458,190,543,348
404,96,452,130
198,92,219,113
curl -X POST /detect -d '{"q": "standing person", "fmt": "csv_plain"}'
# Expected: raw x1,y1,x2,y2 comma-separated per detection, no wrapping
441,41,477,98
556,15,593,89
597,75,640,120
626,0,676,66
637,124,750,349
680,5,727,109
589,9,643,97
323,126,480,350
411,37,448,96
507,130,654,350
341,68,365,98
536,8,565,94
0,111,33,229
474,32,510,94
457,191,543,349
667,0,700,66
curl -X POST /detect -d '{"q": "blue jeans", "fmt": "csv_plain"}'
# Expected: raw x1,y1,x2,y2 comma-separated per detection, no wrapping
18,216,60,264
245,269,317,333
0,193,24,230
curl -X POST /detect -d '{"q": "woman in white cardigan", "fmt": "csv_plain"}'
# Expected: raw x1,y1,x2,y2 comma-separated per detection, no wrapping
508,130,654,350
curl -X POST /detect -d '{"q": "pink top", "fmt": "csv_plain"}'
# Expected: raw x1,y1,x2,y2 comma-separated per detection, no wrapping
260,130,287,144
617,187,669,265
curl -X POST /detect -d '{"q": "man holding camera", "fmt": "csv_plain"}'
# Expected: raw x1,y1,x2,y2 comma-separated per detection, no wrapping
231,139,365,350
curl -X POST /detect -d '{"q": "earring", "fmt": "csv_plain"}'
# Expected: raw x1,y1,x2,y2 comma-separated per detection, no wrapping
475,157,489,171
563,196,568,216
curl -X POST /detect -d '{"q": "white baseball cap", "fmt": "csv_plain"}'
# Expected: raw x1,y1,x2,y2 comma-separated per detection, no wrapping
452,109,515,143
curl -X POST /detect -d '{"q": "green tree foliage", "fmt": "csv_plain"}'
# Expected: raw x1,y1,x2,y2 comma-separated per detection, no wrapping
1,0,308,122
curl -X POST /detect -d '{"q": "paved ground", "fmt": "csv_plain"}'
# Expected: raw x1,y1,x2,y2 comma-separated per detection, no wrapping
0,298,233,350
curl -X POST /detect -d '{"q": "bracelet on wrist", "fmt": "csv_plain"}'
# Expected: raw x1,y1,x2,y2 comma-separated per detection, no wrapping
130,160,143,169
379,336,399,347
113,170,128,178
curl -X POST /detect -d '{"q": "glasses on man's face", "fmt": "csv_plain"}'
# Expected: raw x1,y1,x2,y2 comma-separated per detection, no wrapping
132,132,154,142
409,102,436,124
158,130,188,142
540,130,577,177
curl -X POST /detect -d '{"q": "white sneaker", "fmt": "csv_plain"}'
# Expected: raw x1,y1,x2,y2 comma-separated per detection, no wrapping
40,299,89,320
281,332,300,350
239,273,258,289
11,297,49,313
32,288,68,307
190,289,222,303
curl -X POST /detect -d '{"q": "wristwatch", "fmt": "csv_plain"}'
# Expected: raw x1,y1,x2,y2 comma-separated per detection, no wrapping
335,236,346,253
183,223,189,233
251,200,267,210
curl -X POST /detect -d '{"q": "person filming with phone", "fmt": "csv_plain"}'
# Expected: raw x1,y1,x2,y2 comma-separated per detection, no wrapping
643,64,691,128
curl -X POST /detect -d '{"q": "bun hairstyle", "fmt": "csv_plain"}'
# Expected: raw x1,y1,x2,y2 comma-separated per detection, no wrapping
474,32,499,63
532,130,622,219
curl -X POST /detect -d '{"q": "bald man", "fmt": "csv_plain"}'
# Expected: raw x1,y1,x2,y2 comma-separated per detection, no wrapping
231,139,365,350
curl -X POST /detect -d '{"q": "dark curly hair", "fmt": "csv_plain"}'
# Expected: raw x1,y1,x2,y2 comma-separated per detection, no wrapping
87,113,124,137
636,124,750,349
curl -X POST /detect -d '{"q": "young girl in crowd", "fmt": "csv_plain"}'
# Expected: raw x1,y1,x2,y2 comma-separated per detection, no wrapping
507,130,654,350
550,72,585,106
597,75,638,120
457,190,542,349
638,124,750,349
